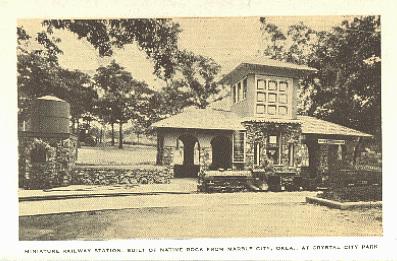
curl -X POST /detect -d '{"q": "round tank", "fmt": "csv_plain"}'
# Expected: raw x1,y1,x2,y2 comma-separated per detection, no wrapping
30,95,70,133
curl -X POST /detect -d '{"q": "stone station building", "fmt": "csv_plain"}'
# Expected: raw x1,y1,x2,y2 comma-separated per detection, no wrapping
153,58,372,180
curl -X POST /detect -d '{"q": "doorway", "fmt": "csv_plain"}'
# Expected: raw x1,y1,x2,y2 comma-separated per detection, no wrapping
210,135,232,170
174,134,200,178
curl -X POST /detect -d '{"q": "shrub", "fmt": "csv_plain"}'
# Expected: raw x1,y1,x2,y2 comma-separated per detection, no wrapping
318,185,382,202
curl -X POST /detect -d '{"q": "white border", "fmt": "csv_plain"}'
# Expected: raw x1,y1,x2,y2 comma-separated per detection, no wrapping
1,0,397,260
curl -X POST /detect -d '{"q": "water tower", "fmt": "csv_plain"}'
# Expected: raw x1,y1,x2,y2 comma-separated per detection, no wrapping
18,96,78,189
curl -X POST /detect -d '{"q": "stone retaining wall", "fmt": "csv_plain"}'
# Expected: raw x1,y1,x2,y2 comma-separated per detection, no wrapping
71,165,172,185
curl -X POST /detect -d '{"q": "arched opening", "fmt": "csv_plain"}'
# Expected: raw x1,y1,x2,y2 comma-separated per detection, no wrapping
174,134,200,178
30,146,47,163
210,135,232,170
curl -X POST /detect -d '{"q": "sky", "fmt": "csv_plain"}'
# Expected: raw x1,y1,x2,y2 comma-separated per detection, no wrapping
18,16,350,90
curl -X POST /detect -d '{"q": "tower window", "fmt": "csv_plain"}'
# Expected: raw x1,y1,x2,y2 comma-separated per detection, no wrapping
237,82,241,102
233,85,237,103
256,78,291,117
243,78,247,99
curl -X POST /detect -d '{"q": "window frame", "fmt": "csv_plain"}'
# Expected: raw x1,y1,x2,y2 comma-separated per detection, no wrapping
255,76,293,117
253,141,262,166
242,78,248,100
232,77,248,104
237,82,241,102
288,143,295,166
232,131,246,163
265,133,281,165
233,84,237,103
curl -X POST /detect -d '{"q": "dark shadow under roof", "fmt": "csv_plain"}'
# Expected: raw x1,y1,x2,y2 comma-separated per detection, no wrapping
219,57,317,85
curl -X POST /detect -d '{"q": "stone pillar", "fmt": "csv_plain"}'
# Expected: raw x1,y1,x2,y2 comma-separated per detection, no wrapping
162,146,174,166
280,134,289,166
294,140,302,170
156,134,163,165
245,139,254,169
319,144,329,174
344,139,357,167
199,147,212,171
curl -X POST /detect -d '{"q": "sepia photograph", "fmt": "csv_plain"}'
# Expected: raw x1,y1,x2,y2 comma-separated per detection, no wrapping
16,15,383,242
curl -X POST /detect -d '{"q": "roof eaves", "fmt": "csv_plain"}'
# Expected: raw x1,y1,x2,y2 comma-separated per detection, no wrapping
298,116,373,138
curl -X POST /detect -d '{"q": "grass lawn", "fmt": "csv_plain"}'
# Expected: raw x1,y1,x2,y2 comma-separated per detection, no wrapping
76,144,157,165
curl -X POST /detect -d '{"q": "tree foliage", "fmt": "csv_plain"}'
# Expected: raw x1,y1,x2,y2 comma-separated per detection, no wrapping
18,20,221,142
93,61,156,148
17,27,97,125
260,16,381,137
42,19,221,115
156,50,221,118
174,50,221,109
43,19,181,79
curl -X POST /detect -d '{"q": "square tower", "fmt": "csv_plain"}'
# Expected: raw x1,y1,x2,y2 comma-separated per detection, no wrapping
219,58,317,119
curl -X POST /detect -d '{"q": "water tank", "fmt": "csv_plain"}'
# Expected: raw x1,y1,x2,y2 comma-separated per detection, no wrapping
30,96,70,134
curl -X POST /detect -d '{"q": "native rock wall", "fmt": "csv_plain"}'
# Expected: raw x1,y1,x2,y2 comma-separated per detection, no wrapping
244,122,302,171
71,165,172,185
18,133,78,189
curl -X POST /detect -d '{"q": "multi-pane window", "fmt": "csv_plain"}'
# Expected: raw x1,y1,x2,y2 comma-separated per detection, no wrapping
256,78,290,117
243,78,247,99
232,78,248,103
288,143,295,166
266,134,280,164
237,83,241,102
233,131,245,163
233,84,237,103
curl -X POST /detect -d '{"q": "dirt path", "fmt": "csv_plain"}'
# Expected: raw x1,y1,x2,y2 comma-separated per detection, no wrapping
19,191,316,216
19,192,382,239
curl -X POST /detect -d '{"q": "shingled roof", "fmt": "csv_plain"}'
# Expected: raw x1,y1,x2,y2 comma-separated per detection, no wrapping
152,108,245,131
298,115,372,137
153,108,371,137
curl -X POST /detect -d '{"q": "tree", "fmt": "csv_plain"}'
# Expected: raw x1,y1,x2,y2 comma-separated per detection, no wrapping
41,19,222,124
17,27,97,131
174,50,221,109
43,19,181,80
94,61,155,148
42,20,221,111
155,50,221,119
260,17,287,61
17,28,64,122
57,69,98,131
259,16,381,138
